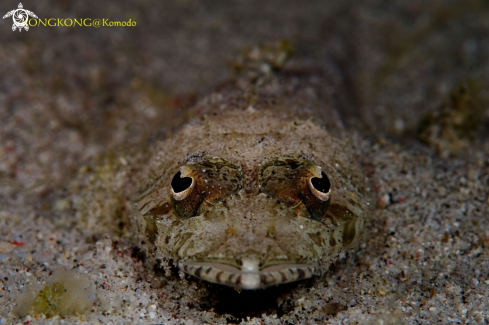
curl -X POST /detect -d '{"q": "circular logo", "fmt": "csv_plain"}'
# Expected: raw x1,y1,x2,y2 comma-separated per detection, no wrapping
13,9,29,28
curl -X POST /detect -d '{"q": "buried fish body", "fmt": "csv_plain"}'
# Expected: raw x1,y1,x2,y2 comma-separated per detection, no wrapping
132,84,373,289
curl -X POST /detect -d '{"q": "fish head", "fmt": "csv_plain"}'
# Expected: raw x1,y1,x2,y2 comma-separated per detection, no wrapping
135,110,371,289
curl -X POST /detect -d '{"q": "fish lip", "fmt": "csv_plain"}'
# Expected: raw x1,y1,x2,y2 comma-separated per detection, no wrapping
180,260,317,290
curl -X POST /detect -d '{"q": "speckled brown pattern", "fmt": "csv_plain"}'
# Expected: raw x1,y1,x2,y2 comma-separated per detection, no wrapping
132,88,373,289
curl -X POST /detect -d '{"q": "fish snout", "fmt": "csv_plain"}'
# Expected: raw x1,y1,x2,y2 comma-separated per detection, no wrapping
180,254,316,290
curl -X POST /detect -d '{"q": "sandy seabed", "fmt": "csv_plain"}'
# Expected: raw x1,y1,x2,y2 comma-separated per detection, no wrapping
1,1,489,324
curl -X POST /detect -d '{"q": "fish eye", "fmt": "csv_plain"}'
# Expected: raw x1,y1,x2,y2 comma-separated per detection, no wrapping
171,171,194,200
170,169,200,219
259,156,332,221
170,156,243,219
309,171,331,201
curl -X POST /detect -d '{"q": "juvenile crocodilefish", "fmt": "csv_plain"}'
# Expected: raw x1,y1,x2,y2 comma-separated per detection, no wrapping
131,44,373,290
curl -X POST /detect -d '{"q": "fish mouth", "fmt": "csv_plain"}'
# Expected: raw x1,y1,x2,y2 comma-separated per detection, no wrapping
180,260,317,290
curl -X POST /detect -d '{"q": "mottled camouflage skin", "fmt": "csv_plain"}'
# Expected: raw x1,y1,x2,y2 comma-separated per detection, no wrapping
133,104,372,289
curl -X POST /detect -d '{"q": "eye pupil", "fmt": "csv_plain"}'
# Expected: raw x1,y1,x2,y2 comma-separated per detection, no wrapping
171,171,193,193
311,172,330,193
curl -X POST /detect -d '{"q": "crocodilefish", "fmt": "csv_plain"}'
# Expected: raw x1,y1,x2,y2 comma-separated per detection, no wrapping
131,43,373,290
